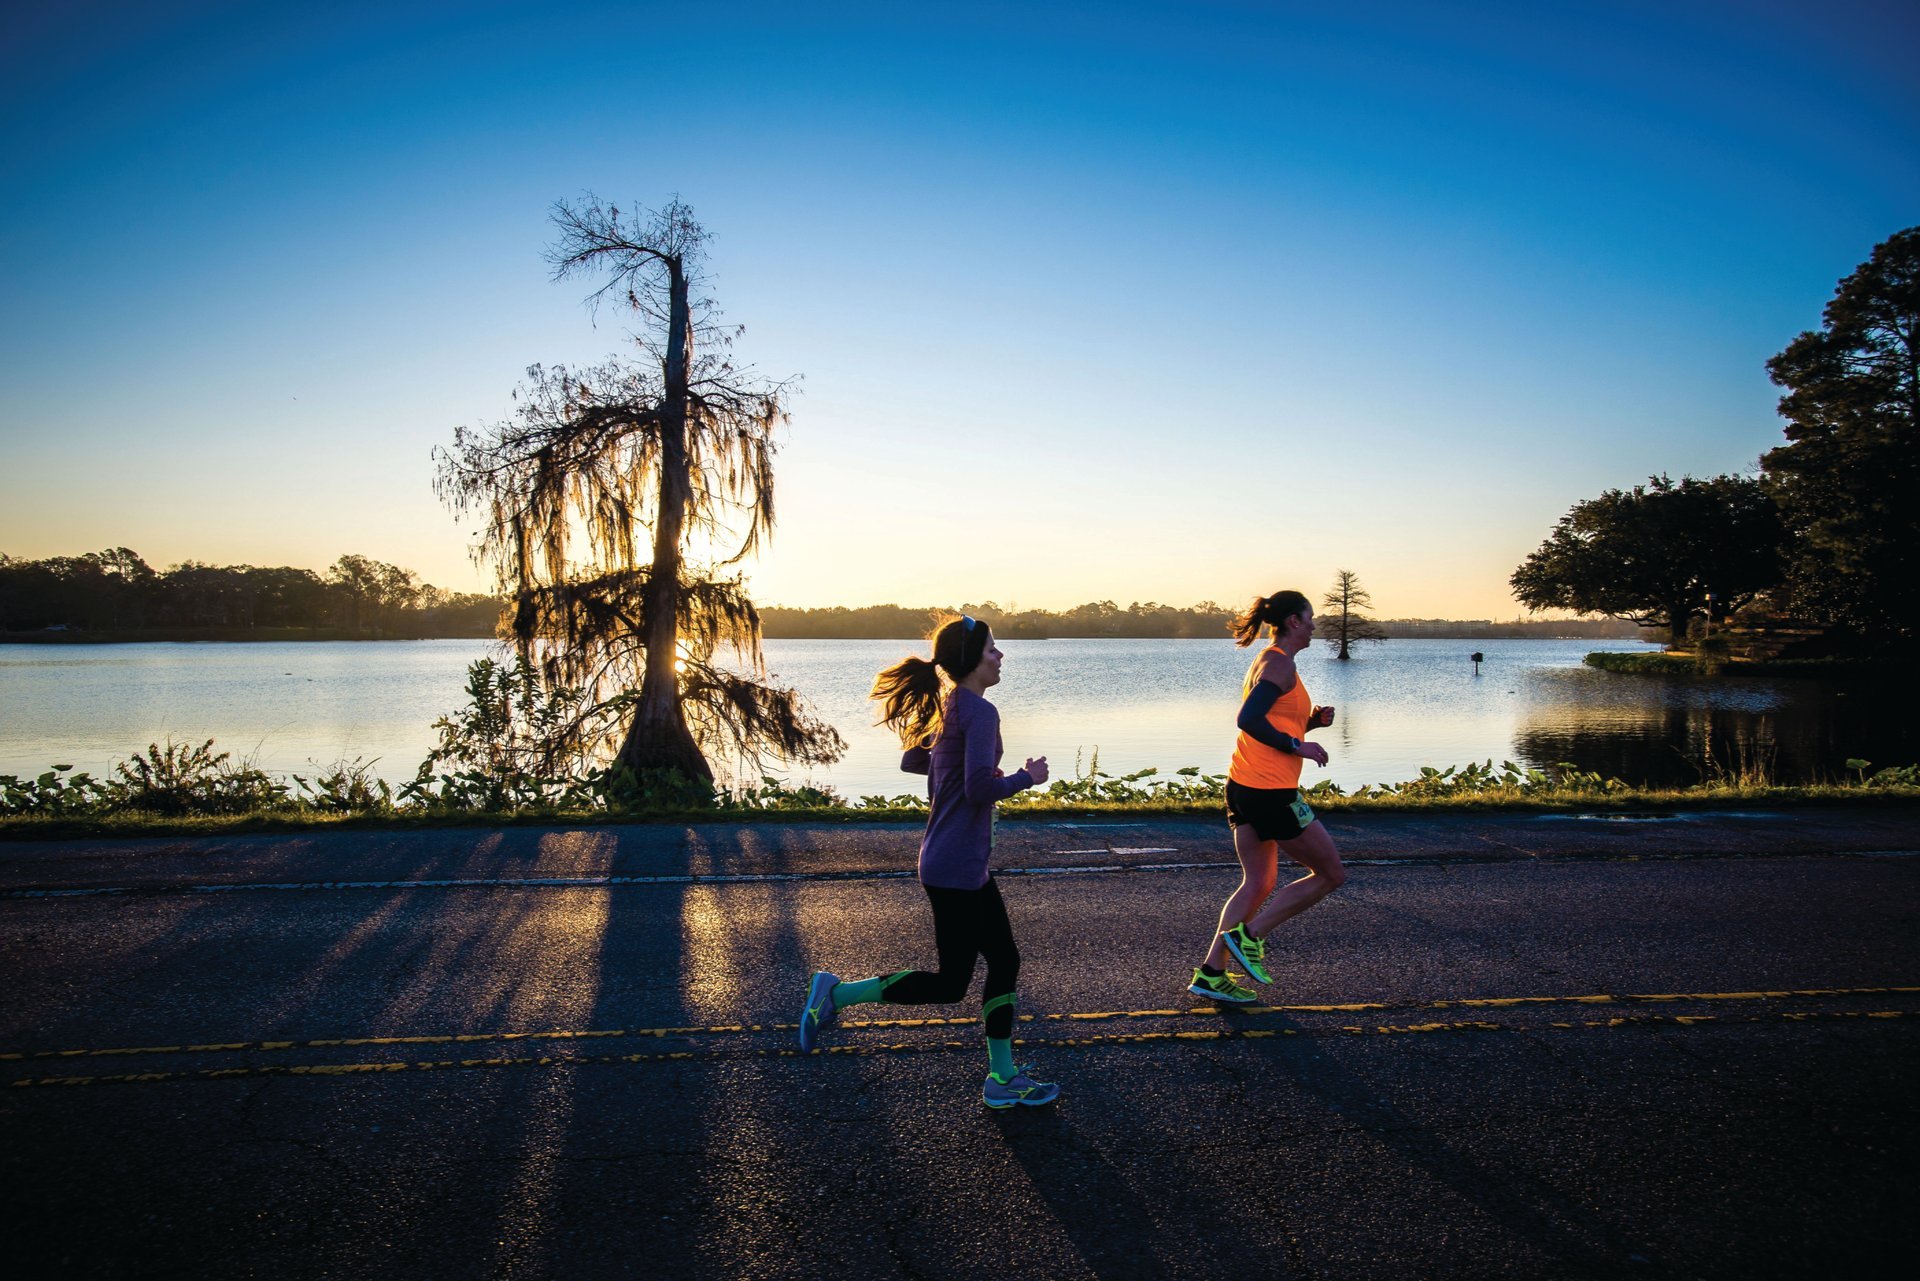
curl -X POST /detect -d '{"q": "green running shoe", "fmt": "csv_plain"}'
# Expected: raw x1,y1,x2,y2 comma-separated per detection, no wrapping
983,1064,1061,1109
798,970,840,1053
1221,923,1271,984
1188,967,1258,1004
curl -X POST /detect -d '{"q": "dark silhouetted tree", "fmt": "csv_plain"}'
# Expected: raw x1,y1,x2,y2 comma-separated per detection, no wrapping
249,566,331,629
436,197,843,784
327,554,422,636
1320,569,1387,660
158,562,258,628
0,548,154,630
1510,474,1782,647
0,549,493,634
1762,226,1920,651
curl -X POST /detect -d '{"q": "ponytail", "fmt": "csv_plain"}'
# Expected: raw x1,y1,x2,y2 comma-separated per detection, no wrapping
870,614,994,745
870,655,946,747
1229,589,1310,647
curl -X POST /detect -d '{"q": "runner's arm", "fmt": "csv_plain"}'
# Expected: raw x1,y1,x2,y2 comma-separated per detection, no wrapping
962,705,1031,802
1237,680,1303,755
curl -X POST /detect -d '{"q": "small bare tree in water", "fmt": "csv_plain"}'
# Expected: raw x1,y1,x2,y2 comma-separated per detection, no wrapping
436,196,844,786
1321,569,1387,660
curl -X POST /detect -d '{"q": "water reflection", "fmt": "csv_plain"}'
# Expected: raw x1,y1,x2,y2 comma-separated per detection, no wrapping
761,639,1911,795
1,638,1908,795
1513,669,1917,788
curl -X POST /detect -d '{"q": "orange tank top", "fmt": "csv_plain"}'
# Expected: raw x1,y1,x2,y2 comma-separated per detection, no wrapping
1228,648,1311,789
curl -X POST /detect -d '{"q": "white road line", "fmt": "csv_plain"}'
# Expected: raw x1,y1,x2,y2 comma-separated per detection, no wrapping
7,849,1910,901
2,861,1237,900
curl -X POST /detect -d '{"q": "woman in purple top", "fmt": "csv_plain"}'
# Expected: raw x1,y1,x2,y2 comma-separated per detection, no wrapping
796,616,1061,1109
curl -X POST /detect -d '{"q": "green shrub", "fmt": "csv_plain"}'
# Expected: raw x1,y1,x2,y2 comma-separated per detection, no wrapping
593,765,717,813
1008,751,1228,809
1324,759,1628,799
292,757,392,812
114,739,288,815
727,776,846,810
0,765,113,815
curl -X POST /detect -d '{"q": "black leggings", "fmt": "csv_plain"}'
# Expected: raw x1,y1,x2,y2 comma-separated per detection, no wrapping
882,878,1021,1038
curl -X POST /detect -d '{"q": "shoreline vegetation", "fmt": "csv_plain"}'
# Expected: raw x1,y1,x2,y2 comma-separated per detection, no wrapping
3,549,1646,642
1582,650,1892,678
756,605,1648,642
0,615,1650,644
4,738,1915,841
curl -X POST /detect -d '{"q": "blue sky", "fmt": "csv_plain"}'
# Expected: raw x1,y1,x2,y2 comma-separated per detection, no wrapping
2,0,1915,617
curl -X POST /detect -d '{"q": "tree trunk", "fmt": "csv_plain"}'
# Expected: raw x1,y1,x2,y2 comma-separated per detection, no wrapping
1668,606,1692,648
615,256,712,784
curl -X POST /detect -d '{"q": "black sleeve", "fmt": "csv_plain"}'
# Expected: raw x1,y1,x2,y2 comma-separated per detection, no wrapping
1236,681,1298,754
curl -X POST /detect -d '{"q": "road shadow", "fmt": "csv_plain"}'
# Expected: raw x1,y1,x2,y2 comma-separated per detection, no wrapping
993,1104,1177,1281
1255,1010,1660,1276
532,822,845,1278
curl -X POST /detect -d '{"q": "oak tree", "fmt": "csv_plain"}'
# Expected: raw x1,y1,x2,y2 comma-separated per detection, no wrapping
1510,474,1782,647
1762,226,1920,649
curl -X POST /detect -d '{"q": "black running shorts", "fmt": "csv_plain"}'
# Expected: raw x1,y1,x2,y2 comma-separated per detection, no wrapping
1225,780,1316,842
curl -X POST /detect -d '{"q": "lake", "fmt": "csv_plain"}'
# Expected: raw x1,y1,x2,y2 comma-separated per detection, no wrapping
2,638,1909,797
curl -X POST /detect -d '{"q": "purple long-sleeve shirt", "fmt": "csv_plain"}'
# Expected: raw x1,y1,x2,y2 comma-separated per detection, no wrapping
900,687,1034,890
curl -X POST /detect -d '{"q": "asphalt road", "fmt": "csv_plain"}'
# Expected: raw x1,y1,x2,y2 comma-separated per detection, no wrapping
2,809,1916,1280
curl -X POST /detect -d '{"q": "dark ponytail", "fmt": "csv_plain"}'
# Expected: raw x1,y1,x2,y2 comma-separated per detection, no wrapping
871,615,993,745
1229,590,1310,647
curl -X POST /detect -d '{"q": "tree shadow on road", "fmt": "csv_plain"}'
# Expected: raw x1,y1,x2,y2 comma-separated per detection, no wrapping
992,1105,1178,1281
1256,1011,1659,1276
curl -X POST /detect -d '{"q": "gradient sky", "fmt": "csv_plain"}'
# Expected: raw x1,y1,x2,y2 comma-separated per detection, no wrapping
3,1,1915,618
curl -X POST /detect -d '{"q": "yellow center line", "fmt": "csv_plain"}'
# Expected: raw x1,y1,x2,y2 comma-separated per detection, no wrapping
6,1009,1907,1090
1,985,1914,1064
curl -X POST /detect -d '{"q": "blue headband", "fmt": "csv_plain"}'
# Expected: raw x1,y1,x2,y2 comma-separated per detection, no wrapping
947,616,978,676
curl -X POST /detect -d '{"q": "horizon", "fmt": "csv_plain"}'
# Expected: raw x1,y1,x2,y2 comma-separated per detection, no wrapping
3,2,1915,619
0,542,1614,624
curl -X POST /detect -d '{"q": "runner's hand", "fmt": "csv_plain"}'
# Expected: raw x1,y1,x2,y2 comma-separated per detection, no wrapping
1024,756,1049,784
1312,705,1336,728
1300,742,1329,767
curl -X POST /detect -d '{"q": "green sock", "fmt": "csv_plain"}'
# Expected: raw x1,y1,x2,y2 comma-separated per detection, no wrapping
832,970,910,1008
983,991,1019,1077
988,1036,1015,1080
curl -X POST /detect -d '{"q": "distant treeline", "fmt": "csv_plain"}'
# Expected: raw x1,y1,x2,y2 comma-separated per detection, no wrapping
760,601,1229,639
1376,617,1644,640
757,603,1647,640
2,551,1647,642
0,548,502,639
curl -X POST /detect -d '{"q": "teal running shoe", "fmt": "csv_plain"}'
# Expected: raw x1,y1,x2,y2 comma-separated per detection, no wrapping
798,970,840,1053
1221,923,1271,984
1188,967,1258,1004
983,1064,1061,1109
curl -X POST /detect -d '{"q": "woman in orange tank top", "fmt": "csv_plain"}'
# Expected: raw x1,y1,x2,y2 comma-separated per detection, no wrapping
1188,590,1349,1003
